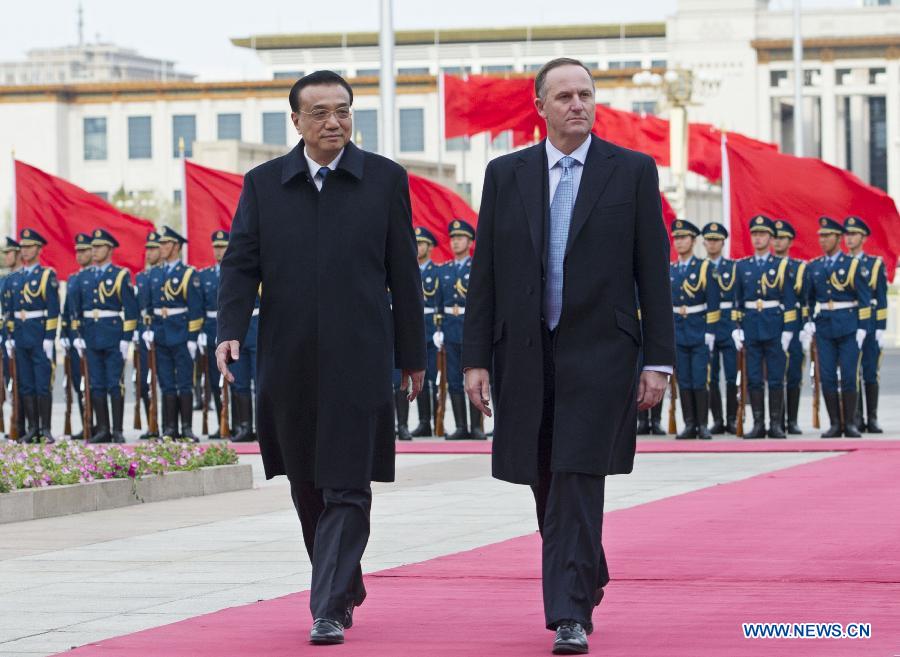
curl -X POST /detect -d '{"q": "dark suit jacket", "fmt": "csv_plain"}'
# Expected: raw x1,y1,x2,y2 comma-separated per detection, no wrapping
462,135,675,485
217,140,425,488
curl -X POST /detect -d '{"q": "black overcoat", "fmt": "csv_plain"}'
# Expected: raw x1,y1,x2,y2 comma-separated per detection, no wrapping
462,136,675,485
217,140,426,488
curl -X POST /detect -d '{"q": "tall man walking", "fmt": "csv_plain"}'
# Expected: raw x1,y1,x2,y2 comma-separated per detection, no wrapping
216,71,425,646
462,58,674,654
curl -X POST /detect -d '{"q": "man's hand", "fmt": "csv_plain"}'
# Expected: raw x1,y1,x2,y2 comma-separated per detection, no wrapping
731,328,744,352
400,369,425,402
704,332,715,352
119,340,130,360
141,330,154,351
637,369,667,411
464,368,492,417
42,339,54,361
187,341,198,360
216,340,240,383
73,337,86,357
876,329,886,349
197,332,208,354
856,328,867,350
432,331,444,350
780,331,793,353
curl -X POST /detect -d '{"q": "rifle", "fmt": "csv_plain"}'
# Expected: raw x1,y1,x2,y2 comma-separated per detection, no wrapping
8,347,18,442
201,349,210,436
80,350,91,441
810,337,821,429
63,350,73,437
736,348,747,437
219,374,231,439
667,374,678,435
434,320,447,437
0,352,6,435
133,343,142,430
148,342,159,436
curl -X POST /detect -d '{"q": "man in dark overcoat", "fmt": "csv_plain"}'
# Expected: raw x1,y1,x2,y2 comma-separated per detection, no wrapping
462,58,675,655
216,70,425,646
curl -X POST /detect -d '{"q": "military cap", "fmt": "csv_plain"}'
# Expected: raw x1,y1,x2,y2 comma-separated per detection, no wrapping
701,222,728,240
671,219,700,238
748,215,776,235
74,233,93,251
448,219,475,240
211,230,230,246
91,228,119,248
18,228,47,246
843,216,870,236
817,216,845,235
774,219,796,239
145,231,160,248
159,226,187,244
414,226,437,246
2,237,20,253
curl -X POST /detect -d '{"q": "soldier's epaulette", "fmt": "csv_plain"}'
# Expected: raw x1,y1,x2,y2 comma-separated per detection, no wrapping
738,255,754,263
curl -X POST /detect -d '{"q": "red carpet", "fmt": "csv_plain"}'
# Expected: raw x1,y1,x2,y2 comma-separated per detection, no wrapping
58,445,900,656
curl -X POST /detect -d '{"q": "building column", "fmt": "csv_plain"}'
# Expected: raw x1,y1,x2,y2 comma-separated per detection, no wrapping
819,63,837,165
849,94,869,183
885,59,900,201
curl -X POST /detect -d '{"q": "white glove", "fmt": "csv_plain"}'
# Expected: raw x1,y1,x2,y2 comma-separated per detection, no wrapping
875,329,886,349
142,330,154,350
119,340,130,360
804,321,816,336
132,332,140,344
433,331,444,349
42,339,54,361
4,338,14,357
197,332,208,354
59,337,71,350
73,337,86,357
780,331,793,353
731,329,744,352
856,328,866,350
704,333,715,352
799,329,812,353
187,340,197,360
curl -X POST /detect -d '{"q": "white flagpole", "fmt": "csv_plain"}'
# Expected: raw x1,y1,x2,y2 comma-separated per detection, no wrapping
10,150,17,238
792,0,804,157
720,131,732,257
379,0,396,161
179,139,188,264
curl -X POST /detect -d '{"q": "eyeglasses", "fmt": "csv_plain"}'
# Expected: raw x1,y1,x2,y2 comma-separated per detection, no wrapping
299,107,352,123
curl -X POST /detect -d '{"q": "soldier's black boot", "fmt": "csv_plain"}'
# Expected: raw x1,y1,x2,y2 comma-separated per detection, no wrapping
410,386,433,437
179,393,200,442
37,396,55,443
842,390,862,438
745,389,767,438
649,401,666,435
446,393,469,440
636,409,650,435
469,402,487,440
393,389,411,441
232,394,256,442
725,383,738,434
89,394,111,444
695,389,712,440
21,396,39,443
139,396,159,440
865,383,883,433
110,396,126,443
785,387,802,434
821,392,843,438
767,389,786,438
708,385,725,434
676,389,697,439
162,394,179,440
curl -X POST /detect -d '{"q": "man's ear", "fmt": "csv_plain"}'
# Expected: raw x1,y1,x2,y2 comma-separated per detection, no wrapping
534,97,546,120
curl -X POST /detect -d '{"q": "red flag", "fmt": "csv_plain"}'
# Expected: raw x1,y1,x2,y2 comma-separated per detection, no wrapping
184,160,243,268
408,173,478,263
659,191,679,262
14,160,155,279
726,139,900,280
593,106,670,166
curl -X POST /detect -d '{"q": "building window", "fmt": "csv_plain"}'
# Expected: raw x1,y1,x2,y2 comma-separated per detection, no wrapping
173,190,182,205
836,68,852,85
83,117,107,161
491,131,510,150
91,191,108,201
457,182,472,202
217,113,242,141
262,112,287,145
441,66,472,75
770,70,788,88
399,108,425,152
398,67,429,76
172,115,196,157
356,68,380,78
445,136,470,152
869,67,886,85
128,116,152,160
803,69,821,86
353,109,378,151
608,60,641,70
869,96,887,191
273,71,304,80
651,59,667,69
483,65,514,74
523,63,544,73
632,101,657,115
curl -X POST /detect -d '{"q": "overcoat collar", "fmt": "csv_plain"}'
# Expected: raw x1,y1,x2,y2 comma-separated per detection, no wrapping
281,139,365,185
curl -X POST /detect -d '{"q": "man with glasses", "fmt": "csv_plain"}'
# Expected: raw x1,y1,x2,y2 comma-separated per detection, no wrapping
216,70,425,647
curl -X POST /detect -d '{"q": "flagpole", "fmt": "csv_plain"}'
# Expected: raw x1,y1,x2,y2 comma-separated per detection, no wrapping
720,131,732,258
10,149,16,238
792,0,804,157
379,0,396,161
179,137,188,264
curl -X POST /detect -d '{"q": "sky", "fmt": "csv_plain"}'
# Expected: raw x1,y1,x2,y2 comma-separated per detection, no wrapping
1,0,859,80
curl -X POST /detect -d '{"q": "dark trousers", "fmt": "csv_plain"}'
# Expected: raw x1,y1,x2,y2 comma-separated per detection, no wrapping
289,480,371,622
531,326,609,633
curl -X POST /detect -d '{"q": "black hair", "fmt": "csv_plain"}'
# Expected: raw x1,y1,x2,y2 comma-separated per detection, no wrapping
289,70,354,112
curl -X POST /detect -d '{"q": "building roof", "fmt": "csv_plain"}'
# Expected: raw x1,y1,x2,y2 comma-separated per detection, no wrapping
231,22,666,50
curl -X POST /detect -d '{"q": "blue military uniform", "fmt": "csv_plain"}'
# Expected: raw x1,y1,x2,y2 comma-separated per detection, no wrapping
60,233,93,438
670,220,720,439
844,216,887,433
409,226,442,438
0,238,23,439
7,228,60,443
135,231,160,438
147,226,203,441
702,222,738,434
733,215,799,438
199,233,224,438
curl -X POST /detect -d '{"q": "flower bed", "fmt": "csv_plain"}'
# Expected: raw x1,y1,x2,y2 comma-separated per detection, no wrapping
0,440,238,494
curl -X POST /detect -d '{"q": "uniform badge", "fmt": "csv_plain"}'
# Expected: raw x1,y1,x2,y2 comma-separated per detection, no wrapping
171,278,178,283
838,269,845,275
710,223,718,230
453,221,461,229
106,279,112,286
689,273,696,280
95,229,102,237
848,217,856,225
820,217,827,226
723,273,730,279
769,269,775,275
755,217,764,224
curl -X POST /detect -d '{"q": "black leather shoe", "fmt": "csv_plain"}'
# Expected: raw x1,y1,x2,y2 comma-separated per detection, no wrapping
309,618,344,645
553,621,589,655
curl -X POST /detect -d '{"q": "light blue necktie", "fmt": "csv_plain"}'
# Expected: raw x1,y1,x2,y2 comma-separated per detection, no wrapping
544,156,576,330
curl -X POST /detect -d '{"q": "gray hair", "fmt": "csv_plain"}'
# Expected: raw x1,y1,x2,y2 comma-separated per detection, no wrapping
534,57,594,100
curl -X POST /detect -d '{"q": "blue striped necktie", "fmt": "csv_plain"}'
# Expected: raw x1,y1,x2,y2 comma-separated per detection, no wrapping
544,156,576,330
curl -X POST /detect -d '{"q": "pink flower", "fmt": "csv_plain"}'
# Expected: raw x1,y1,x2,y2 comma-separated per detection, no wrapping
127,463,138,478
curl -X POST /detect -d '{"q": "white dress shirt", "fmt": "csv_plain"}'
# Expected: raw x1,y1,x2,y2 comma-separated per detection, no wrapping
305,146,344,191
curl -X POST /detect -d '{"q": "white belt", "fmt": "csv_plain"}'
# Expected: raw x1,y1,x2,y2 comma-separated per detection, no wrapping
153,307,187,317
719,302,733,310
82,310,121,319
16,310,47,320
673,303,707,316
206,311,217,319
251,308,259,316
744,300,782,311
423,308,436,315
444,305,466,316
816,300,858,312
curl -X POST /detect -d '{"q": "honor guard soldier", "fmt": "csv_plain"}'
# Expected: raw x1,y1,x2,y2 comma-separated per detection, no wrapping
135,231,161,438
70,229,139,443
772,220,809,434
144,226,204,441
199,231,225,438
670,220,720,439
702,221,738,434
1,238,23,438
409,226,441,437
843,216,887,433
732,215,798,439
804,216,871,437
434,219,485,440
59,233,94,438
635,299,666,435
5,229,60,443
